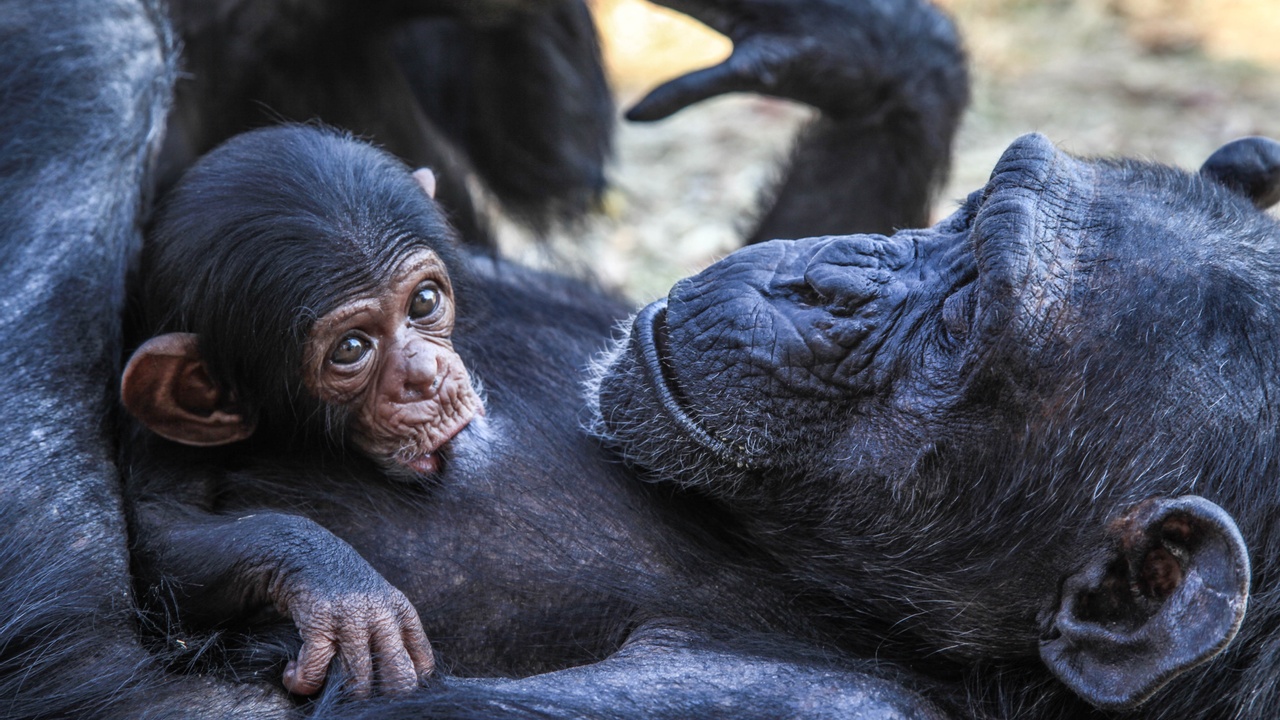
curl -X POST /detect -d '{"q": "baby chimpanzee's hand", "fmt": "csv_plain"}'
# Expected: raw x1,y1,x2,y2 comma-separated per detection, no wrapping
272,554,434,697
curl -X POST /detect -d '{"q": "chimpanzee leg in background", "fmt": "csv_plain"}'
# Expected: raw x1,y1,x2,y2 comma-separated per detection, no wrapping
628,0,969,240
160,0,965,248
0,0,290,716
391,3,614,233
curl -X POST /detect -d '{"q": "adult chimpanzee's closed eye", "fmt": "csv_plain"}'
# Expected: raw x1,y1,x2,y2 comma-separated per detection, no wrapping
120,126,484,697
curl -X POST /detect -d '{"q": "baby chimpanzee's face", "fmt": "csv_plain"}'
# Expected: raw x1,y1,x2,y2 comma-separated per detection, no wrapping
304,248,483,478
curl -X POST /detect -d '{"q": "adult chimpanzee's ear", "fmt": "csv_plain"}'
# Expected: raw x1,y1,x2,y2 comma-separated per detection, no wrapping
412,168,437,199
121,333,256,446
1040,495,1250,710
1199,137,1280,209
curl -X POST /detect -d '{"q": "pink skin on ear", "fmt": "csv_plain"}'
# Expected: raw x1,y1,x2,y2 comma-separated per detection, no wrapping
121,333,256,446
412,168,436,199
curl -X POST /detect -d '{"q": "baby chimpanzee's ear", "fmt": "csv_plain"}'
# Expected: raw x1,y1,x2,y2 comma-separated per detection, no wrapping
412,168,437,199
121,333,256,446
1199,137,1280,209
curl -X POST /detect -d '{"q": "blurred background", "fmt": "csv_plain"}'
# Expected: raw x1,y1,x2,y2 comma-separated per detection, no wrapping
496,0,1280,302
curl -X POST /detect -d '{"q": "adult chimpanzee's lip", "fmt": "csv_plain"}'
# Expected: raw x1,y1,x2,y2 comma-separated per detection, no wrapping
634,299,760,469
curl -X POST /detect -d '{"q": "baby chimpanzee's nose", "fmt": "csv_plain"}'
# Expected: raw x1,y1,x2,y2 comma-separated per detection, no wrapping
391,335,444,402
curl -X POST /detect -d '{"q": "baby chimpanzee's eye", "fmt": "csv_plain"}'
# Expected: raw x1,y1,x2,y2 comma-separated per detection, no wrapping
409,285,441,319
330,335,370,365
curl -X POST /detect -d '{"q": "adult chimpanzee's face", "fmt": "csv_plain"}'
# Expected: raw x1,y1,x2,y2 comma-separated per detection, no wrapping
592,133,1274,708
304,248,483,478
593,132,1278,506
594,135,1073,497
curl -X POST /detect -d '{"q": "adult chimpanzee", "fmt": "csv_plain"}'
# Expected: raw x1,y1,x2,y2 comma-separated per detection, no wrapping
589,133,1280,717
8,0,1280,718
158,0,968,245
121,126,493,696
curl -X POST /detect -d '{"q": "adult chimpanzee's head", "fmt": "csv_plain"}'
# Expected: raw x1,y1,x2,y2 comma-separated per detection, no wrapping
591,134,1280,712
122,126,483,479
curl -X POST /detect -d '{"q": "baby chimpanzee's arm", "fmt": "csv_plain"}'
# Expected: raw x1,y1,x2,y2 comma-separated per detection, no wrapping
131,496,433,697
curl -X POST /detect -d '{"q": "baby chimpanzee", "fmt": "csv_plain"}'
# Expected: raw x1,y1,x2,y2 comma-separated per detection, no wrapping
121,126,484,697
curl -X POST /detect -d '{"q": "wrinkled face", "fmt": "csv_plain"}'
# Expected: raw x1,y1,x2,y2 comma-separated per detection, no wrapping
305,249,483,478
590,133,1280,630
591,145,1042,497
598,228,974,479
593,134,1222,496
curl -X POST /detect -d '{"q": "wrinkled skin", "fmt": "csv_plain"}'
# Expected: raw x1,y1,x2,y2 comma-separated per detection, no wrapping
303,248,484,478
593,133,1280,717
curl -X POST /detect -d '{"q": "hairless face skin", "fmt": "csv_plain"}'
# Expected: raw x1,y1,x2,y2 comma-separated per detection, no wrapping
302,248,482,477
592,133,1280,716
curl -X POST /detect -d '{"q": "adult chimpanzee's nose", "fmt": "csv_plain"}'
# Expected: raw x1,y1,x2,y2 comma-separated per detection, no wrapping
801,236,896,311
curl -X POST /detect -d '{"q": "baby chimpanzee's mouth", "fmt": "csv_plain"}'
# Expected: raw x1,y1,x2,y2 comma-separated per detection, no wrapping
635,300,761,469
391,411,475,478
404,451,441,475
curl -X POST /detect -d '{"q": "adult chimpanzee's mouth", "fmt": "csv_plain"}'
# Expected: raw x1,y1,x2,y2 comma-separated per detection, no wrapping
634,299,761,469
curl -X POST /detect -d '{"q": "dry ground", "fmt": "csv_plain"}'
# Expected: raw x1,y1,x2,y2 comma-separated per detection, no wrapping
495,0,1280,302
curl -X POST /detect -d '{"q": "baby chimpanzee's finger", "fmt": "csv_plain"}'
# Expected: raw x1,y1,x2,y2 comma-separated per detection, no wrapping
338,636,376,699
283,634,338,696
400,604,436,683
371,627,419,695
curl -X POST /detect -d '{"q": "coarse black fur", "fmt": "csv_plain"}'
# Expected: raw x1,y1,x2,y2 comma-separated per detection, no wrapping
0,0,292,716
159,0,616,245
391,3,612,232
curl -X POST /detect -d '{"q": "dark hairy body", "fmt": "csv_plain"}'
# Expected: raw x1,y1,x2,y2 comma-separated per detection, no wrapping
8,0,1280,717
14,0,1280,718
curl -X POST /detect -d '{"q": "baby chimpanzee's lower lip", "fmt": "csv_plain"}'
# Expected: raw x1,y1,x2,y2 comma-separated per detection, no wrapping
634,299,760,469
405,452,439,475
395,405,479,476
